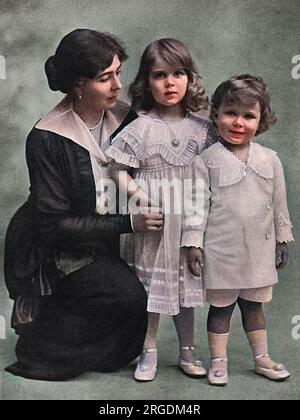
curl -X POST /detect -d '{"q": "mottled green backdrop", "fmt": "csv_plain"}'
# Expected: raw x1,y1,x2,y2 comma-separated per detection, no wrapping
0,0,299,400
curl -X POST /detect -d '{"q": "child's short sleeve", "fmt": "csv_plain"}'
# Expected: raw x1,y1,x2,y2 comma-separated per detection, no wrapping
105,124,142,168
105,118,151,168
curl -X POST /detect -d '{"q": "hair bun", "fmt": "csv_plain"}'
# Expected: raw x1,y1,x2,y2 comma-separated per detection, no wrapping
45,55,59,91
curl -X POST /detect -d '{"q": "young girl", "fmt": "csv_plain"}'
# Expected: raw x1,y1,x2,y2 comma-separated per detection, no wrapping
187,74,294,386
105,38,216,381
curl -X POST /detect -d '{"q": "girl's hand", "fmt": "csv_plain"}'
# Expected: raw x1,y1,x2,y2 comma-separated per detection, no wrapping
131,207,164,233
276,242,289,269
187,247,204,277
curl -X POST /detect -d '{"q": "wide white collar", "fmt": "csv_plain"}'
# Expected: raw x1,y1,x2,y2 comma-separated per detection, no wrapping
202,141,275,187
36,95,129,163
35,96,129,214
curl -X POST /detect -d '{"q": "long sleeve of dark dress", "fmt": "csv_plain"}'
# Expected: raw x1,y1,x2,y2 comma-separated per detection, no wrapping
5,128,133,299
26,128,132,251
4,127,147,380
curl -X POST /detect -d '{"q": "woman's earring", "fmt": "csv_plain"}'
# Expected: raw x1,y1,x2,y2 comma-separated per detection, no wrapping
78,94,82,100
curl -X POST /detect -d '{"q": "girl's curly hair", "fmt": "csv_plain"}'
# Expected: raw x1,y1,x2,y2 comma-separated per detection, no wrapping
129,38,208,112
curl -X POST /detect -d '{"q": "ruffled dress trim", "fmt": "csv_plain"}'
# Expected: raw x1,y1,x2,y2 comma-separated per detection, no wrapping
107,114,210,168
109,114,210,315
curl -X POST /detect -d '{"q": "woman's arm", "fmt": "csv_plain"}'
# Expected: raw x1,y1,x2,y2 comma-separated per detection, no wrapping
26,131,162,251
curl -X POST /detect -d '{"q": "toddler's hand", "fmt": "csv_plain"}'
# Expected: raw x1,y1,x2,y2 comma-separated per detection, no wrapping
276,243,289,269
187,247,204,277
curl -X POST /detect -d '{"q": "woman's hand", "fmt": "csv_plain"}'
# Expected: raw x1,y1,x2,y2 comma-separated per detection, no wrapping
187,247,204,277
131,207,164,233
276,242,289,269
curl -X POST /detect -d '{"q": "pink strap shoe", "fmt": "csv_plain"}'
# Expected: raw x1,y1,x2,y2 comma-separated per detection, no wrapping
179,346,207,378
255,353,290,381
208,357,228,386
134,348,157,382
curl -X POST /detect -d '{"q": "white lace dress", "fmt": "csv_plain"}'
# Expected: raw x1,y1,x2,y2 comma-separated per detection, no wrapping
106,113,214,315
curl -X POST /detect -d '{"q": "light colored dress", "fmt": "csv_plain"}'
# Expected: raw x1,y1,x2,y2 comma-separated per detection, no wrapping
106,112,215,315
189,141,294,292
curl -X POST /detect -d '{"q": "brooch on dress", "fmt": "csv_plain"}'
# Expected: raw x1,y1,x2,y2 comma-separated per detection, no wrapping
156,110,188,148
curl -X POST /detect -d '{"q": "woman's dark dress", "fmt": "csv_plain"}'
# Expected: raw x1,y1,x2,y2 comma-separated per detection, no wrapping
4,109,147,381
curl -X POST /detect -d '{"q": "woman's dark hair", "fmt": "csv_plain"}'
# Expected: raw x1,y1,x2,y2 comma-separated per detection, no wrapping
210,74,276,135
129,38,208,112
45,29,127,94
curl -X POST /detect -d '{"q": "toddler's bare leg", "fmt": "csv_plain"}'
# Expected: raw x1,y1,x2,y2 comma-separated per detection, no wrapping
238,298,290,381
207,303,236,386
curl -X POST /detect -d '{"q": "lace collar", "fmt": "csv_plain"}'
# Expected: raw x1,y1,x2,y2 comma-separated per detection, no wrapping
202,141,275,187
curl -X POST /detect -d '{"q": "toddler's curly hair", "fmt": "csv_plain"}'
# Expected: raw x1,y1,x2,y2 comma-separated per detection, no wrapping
210,74,276,135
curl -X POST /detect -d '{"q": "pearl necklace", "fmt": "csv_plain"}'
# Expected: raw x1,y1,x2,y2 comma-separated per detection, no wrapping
156,110,187,148
88,110,105,131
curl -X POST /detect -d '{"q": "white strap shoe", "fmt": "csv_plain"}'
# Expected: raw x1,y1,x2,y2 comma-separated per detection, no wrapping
179,359,207,378
179,346,207,378
255,353,290,381
208,357,228,386
134,348,157,382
